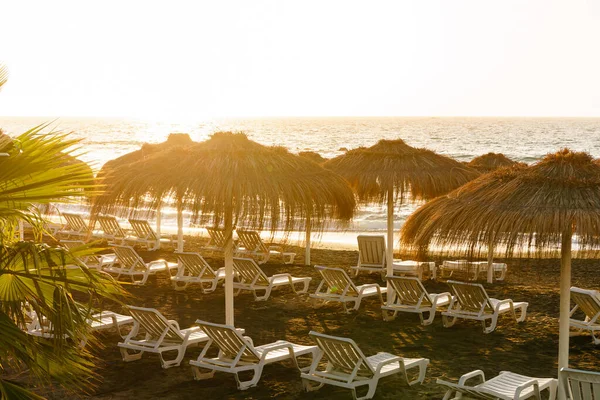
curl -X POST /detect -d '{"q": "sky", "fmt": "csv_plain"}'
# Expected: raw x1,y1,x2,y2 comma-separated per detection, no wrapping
0,0,599,119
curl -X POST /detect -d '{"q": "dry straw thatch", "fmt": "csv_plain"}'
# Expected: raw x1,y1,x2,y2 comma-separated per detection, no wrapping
95,131,355,232
467,152,525,173
324,138,480,203
400,148,600,377
298,151,328,164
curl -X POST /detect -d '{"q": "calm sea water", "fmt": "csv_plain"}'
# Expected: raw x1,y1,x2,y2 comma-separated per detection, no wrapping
2,116,599,248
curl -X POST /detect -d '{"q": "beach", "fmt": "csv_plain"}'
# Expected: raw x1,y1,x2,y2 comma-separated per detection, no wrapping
23,234,600,399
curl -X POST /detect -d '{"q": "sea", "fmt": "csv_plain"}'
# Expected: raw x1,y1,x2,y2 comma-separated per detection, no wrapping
2,116,599,249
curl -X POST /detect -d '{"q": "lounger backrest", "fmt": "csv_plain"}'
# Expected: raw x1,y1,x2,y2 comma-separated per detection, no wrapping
98,216,126,237
236,230,268,254
112,245,145,271
315,266,358,297
197,320,260,363
560,368,600,400
571,287,600,320
387,276,432,307
205,227,228,248
60,240,86,251
447,280,493,314
127,306,184,344
357,235,386,268
232,257,269,286
309,331,374,379
62,213,88,233
128,219,158,241
175,252,215,279
436,380,497,400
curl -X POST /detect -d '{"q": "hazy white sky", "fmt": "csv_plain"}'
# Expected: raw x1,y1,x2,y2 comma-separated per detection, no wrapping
0,0,599,118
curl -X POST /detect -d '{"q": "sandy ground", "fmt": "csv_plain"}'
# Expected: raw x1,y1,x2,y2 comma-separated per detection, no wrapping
29,236,600,399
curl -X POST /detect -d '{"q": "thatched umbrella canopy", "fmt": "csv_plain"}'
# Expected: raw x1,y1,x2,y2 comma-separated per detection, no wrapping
97,133,195,250
299,151,328,164
401,149,600,381
94,131,356,324
324,138,480,281
467,152,524,173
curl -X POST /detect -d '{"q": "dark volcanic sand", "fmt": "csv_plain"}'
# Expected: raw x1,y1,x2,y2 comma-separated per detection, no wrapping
34,236,600,399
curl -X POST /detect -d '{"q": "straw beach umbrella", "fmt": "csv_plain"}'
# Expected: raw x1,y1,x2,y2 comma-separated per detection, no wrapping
467,152,524,173
401,149,600,385
95,132,355,325
97,133,195,250
324,139,479,281
299,151,328,164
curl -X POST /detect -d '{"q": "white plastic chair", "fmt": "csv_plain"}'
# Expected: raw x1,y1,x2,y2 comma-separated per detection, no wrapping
171,252,225,292
569,287,600,345
232,257,311,301
103,245,178,285
311,266,386,313
438,370,557,400
190,320,317,390
301,331,429,400
442,280,528,333
118,306,208,368
235,229,295,264
559,368,600,400
382,276,452,325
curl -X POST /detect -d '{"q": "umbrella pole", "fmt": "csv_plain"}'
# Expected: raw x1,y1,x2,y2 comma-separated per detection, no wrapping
386,184,394,303
487,236,494,284
176,199,184,252
224,201,234,326
558,228,572,398
305,212,311,266
155,202,162,250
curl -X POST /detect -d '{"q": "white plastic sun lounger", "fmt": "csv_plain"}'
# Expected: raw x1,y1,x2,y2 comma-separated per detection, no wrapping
569,287,600,345
437,370,557,400
118,306,209,368
442,280,528,333
190,320,317,390
128,218,177,251
301,331,429,400
171,252,225,292
59,240,116,269
103,245,178,285
559,368,600,400
311,266,387,313
95,215,137,245
381,276,452,325
57,212,93,240
235,229,295,264
232,257,311,301
201,226,236,255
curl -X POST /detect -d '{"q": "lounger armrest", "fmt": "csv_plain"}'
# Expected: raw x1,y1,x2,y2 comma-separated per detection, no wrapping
258,342,295,361
433,292,453,305
358,283,382,296
374,355,404,374
167,320,181,330
270,273,292,281
458,369,486,385
268,245,284,252
181,326,201,341
148,259,168,268
514,379,540,399
494,299,513,313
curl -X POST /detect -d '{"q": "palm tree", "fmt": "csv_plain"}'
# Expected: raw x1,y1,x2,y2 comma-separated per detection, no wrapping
0,64,125,399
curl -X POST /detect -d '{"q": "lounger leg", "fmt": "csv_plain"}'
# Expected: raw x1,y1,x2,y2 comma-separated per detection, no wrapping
172,281,190,291
382,309,398,321
422,309,436,326
302,378,325,392
514,304,528,323
120,347,144,362
352,298,363,311
482,316,498,334
293,280,310,294
158,348,186,369
191,365,216,381
442,314,457,328
235,366,264,390
253,288,271,301
353,382,378,400
406,360,428,386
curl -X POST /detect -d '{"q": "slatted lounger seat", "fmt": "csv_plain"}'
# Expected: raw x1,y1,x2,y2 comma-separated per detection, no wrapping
382,276,452,325
104,245,178,285
311,266,386,313
235,229,295,264
128,219,177,250
559,368,600,400
190,320,317,390
118,306,209,368
438,370,557,400
57,212,92,240
301,331,429,400
442,280,528,333
171,252,225,292
95,215,137,245
232,257,311,301
569,287,600,344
